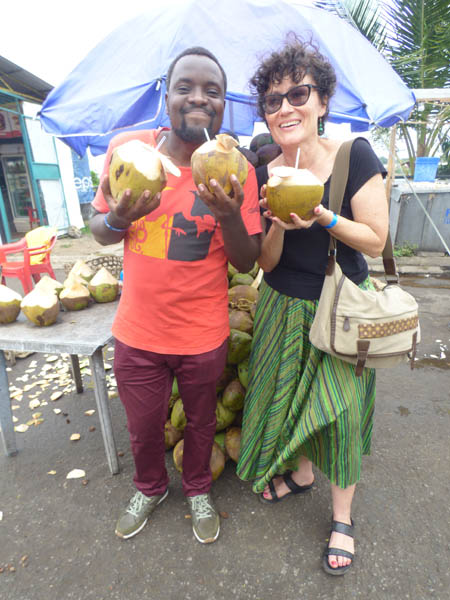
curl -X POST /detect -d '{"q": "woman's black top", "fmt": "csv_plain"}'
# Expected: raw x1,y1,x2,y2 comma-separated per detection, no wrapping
256,137,386,301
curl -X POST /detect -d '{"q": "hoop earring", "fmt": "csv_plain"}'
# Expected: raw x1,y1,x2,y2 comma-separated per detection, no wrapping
317,117,325,136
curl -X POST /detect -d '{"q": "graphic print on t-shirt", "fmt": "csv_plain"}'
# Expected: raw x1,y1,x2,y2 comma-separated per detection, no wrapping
127,190,217,261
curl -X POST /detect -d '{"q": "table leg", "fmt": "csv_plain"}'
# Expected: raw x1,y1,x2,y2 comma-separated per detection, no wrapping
70,354,84,393
0,350,18,456
89,347,120,475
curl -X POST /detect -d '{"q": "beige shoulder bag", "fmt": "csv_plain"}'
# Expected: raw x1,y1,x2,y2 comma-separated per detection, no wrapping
309,139,420,375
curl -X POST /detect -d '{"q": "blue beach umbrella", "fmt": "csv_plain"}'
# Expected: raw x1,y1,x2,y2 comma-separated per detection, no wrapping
39,0,415,156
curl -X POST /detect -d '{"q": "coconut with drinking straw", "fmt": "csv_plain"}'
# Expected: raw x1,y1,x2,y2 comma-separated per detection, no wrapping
266,146,324,223
191,129,248,196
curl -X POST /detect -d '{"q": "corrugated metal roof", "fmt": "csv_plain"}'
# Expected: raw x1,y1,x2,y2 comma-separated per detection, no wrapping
0,55,53,103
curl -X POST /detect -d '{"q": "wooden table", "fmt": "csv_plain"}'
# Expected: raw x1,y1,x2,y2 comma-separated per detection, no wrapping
0,300,120,474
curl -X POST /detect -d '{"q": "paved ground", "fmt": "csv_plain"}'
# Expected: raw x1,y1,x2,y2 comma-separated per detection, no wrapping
0,233,449,600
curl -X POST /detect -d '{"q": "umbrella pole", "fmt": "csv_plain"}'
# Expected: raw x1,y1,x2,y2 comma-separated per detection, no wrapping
385,124,397,209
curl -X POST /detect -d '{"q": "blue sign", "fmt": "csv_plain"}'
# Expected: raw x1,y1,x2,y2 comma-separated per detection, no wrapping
71,150,94,204
445,208,450,225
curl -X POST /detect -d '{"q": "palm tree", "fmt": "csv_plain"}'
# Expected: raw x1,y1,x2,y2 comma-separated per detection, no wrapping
314,0,450,174
382,0,450,171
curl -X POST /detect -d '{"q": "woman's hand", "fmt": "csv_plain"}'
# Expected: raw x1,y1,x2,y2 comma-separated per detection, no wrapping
101,174,161,228
261,191,326,231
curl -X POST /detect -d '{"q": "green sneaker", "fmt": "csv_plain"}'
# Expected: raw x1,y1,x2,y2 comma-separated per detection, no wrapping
187,493,220,544
115,489,168,539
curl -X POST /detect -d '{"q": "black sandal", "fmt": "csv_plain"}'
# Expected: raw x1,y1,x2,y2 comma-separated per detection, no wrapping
322,519,355,576
259,470,314,504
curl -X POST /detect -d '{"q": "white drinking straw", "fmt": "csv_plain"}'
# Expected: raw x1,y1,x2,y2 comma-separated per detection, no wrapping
155,135,166,151
204,128,211,141
295,147,300,169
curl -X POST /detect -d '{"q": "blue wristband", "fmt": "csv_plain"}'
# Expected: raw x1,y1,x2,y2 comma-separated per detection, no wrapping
104,213,129,232
323,212,338,229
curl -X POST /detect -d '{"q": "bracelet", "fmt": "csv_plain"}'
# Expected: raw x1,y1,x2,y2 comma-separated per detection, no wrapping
323,212,338,229
104,213,129,232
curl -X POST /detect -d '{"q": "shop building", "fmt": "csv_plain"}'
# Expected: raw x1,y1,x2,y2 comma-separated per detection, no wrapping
0,56,85,243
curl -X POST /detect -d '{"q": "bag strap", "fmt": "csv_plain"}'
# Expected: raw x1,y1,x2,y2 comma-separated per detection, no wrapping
328,138,398,282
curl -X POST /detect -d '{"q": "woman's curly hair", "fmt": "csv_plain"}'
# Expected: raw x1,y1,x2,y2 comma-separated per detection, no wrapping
250,36,337,121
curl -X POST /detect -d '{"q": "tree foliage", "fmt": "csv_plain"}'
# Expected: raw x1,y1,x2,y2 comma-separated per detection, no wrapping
314,0,450,174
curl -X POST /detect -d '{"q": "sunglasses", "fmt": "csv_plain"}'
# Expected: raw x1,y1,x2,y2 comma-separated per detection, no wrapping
262,84,319,114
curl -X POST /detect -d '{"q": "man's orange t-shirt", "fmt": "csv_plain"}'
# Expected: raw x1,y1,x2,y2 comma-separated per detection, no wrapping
92,128,261,355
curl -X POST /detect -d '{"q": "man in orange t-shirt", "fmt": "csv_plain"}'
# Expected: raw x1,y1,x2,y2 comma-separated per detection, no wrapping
90,47,261,545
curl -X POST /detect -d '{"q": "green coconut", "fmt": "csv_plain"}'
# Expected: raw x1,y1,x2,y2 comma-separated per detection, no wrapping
248,262,259,278
88,267,119,303
20,289,59,326
69,259,94,282
230,273,254,287
109,139,180,206
227,329,252,365
59,281,90,311
173,439,225,480
216,399,236,432
170,397,187,431
164,419,183,450
266,166,324,223
229,309,253,334
0,284,22,324
34,276,63,297
227,262,239,281
63,273,86,289
238,357,250,389
228,285,259,313
222,379,245,412
225,427,242,463
214,431,227,455
216,364,237,394
191,134,248,197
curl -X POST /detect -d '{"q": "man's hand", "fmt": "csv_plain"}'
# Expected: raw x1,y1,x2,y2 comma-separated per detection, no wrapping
101,175,161,227
196,175,243,222
197,174,260,273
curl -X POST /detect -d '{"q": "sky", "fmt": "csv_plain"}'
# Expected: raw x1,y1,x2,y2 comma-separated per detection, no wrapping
2,0,169,87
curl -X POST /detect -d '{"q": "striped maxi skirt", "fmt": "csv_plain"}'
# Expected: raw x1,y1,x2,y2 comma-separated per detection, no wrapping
236,279,376,492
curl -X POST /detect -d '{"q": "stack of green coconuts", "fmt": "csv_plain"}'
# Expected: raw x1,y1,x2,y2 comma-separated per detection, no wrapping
168,261,261,480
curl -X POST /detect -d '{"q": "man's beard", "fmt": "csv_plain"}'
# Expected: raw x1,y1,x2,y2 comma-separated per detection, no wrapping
173,113,217,144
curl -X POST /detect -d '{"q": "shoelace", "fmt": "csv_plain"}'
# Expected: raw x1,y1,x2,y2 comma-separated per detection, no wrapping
126,492,150,518
190,495,214,520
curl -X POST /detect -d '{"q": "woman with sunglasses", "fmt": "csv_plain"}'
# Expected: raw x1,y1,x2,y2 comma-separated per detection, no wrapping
236,38,388,576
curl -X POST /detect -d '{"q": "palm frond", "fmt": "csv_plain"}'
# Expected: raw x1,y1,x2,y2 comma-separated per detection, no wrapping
313,0,386,47
381,0,450,89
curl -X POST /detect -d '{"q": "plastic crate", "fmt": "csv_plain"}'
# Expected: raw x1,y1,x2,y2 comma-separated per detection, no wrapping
413,157,440,182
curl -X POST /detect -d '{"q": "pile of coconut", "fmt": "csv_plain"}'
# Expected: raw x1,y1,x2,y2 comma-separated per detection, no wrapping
0,259,120,327
168,261,262,480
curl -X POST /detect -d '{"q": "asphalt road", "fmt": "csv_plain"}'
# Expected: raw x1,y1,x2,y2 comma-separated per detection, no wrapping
0,274,449,600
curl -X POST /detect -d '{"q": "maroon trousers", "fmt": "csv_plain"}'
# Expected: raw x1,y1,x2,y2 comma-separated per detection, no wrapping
114,338,228,497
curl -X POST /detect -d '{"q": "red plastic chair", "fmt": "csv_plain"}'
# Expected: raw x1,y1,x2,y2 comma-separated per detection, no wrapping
0,234,57,295
27,206,40,229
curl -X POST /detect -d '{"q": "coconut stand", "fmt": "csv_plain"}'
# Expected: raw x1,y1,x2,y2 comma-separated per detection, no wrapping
0,299,121,475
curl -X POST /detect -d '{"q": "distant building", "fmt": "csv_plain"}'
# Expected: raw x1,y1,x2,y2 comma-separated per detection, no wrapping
0,56,85,242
